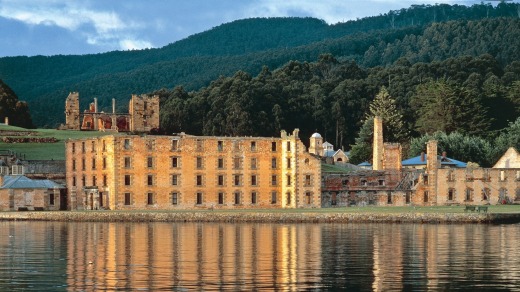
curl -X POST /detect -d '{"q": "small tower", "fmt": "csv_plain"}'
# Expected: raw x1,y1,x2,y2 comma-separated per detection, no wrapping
129,94,160,132
64,92,80,130
309,132,323,156
372,116,384,170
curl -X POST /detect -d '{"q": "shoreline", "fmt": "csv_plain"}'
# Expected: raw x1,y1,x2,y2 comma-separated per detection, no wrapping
1,211,520,224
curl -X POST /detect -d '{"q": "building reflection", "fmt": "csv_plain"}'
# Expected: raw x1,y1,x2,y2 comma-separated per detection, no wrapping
66,223,323,291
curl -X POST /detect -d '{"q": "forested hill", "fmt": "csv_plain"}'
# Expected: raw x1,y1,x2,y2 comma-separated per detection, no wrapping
0,3,518,127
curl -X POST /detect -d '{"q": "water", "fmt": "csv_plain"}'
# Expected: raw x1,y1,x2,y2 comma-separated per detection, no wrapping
1,222,520,291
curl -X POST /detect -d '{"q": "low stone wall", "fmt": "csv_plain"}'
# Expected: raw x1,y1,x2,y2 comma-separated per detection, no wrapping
1,211,519,224
2,137,57,143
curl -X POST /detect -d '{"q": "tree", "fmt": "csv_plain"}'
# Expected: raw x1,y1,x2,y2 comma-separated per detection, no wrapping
0,79,34,128
349,87,408,164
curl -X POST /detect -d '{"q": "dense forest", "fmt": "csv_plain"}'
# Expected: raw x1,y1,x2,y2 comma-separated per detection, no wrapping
0,2,519,128
0,79,33,128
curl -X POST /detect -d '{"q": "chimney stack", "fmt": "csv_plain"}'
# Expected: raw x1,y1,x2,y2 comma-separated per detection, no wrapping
94,98,98,113
112,98,116,113
421,152,425,162
442,151,447,159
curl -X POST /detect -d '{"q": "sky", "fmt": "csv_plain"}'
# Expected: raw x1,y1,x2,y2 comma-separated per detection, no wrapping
0,0,507,57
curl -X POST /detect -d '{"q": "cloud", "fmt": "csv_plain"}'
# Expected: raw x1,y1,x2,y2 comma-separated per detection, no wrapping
0,0,152,51
119,39,153,51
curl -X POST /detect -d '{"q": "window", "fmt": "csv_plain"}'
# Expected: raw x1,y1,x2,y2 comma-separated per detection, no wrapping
218,158,224,169
305,175,311,186
378,180,385,186
233,141,240,151
286,192,291,205
387,192,392,204
72,159,76,171
72,143,75,154
465,188,473,201
483,188,490,201
251,158,257,169
171,157,179,168
146,139,154,151
287,175,291,186
361,180,367,186
448,171,455,182
218,175,224,186
103,157,107,169
424,191,429,203
147,175,153,186
92,158,96,170
82,158,86,171
147,157,153,168
147,193,154,205
124,193,131,205
251,192,257,204
196,157,203,169
49,193,55,205
251,175,257,186
448,189,454,201
103,175,107,186
91,141,96,152
218,192,224,205
122,157,130,169
234,175,241,186
196,192,203,205
234,192,241,205
217,140,223,151
196,175,203,186
286,141,291,151
271,158,277,169
82,175,86,187
423,175,429,185
196,139,203,151
286,158,291,169
233,157,241,169
124,139,131,150
72,176,76,187
306,192,312,204
271,175,277,186
500,171,506,182
271,192,277,204
171,139,179,151
272,142,277,152
172,192,178,205
304,158,309,165
251,141,257,151
92,175,96,186
82,142,86,153
342,179,349,186
172,174,179,186
102,140,106,152
124,175,131,186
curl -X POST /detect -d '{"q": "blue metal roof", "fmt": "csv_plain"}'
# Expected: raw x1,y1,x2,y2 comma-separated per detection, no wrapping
358,161,372,166
401,155,467,168
0,175,64,189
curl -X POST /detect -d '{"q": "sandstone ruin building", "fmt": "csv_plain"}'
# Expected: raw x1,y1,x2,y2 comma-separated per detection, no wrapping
61,92,159,132
65,129,321,210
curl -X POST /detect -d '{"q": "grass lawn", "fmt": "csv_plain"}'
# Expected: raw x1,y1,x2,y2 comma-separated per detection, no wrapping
0,124,114,160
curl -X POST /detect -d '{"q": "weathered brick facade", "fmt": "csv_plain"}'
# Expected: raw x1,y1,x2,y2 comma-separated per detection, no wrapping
65,129,321,210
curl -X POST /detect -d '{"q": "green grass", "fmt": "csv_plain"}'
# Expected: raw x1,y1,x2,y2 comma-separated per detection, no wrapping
0,125,114,160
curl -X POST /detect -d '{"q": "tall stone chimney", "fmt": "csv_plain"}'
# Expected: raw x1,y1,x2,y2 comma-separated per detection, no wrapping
94,98,98,113
112,98,116,114
372,116,384,171
426,140,439,205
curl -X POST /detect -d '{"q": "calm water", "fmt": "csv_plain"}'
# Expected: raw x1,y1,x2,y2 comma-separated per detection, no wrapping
1,221,520,291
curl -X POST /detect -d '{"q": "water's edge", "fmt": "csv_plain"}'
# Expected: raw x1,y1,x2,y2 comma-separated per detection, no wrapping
1,211,520,224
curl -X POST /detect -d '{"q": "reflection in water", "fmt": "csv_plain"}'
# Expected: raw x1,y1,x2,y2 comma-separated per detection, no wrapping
0,222,520,291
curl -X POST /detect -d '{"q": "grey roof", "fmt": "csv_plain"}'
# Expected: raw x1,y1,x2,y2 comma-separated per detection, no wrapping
0,175,64,189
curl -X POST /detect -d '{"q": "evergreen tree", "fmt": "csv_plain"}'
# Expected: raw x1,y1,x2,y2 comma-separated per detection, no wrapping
0,79,34,128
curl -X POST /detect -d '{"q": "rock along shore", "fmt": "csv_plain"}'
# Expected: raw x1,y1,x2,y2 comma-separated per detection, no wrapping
1,211,520,224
